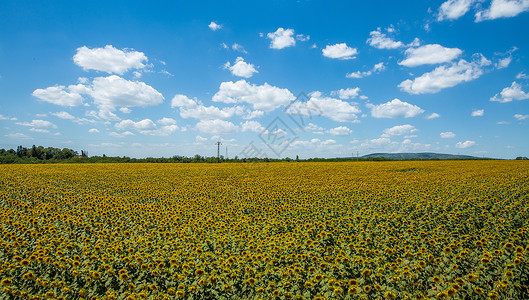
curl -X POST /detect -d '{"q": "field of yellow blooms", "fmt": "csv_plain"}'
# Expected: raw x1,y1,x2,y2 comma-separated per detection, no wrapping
1,161,528,299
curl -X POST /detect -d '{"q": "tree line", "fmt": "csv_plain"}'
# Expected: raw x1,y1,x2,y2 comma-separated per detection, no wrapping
0,145,400,164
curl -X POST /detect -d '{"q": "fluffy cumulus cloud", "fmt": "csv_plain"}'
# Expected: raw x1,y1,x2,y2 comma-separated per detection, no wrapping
426,113,441,119
171,94,249,120
267,28,296,49
195,119,238,135
224,57,258,78
475,0,529,22
399,44,462,67
322,43,358,60
440,131,456,138
471,109,484,117
399,55,491,94
455,140,476,148
240,120,265,133
438,0,476,21
115,118,178,136
91,75,164,117
490,82,529,103
88,128,99,133
366,29,405,49
73,45,147,74
328,126,353,136
208,21,222,31
331,87,361,100
32,85,86,106
368,99,424,119
34,75,164,120
285,91,361,123
381,124,417,137
213,80,295,111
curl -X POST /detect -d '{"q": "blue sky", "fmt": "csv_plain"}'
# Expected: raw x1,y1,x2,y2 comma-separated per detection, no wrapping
1,0,528,159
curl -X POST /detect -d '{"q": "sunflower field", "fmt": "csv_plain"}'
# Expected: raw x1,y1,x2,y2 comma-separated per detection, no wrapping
1,161,528,299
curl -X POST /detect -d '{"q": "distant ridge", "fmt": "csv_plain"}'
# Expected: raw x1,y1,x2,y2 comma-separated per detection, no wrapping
360,152,488,160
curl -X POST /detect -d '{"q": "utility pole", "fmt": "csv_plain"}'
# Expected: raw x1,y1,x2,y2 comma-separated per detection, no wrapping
216,141,222,160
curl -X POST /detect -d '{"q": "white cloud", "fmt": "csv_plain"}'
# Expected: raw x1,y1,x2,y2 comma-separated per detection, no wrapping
475,0,529,22
115,118,178,136
355,137,431,153
426,113,441,119
157,117,177,125
115,119,156,131
496,56,512,69
514,113,529,120
91,75,164,118
213,80,295,111
399,44,462,67
182,105,244,120
346,62,385,79
471,109,484,117
231,43,247,53
224,57,258,78
497,120,510,124
109,131,135,138
51,111,75,120
88,128,99,133
381,124,417,137
368,99,424,118
440,131,456,138
267,28,296,49
399,56,490,94
305,123,324,131
516,72,529,79
290,138,337,148
240,120,265,133
0,114,17,121
328,126,352,136
29,128,50,133
171,94,197,108
5,133,33,140
322,43,358,60
285,91,361,123
17,119,57,128
73,45,147,74
346,71,371,79
373,62,386,72
171,93,247,120
490,82,529,103
455,140,476,148
438,0,476,21
32,85,85,106
366,29,405,49
120,107,132,114
331,87,361,99
195,119,238,135
208,21,222,31
195,135,208,143
296,34,310,41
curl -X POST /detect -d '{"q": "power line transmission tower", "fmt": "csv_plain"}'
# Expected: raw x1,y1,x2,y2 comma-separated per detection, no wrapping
216,141,222,161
